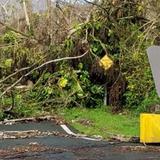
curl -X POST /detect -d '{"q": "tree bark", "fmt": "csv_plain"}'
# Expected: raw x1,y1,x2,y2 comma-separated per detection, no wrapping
22,0,31,31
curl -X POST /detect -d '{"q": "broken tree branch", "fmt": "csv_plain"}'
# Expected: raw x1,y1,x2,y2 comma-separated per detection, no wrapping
25,50,88,77
83,0,109,13
0,66,31,84
0,57,45,84
0,51,89,98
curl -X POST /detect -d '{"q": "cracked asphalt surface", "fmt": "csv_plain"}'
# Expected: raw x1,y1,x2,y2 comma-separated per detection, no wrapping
0,119,160,160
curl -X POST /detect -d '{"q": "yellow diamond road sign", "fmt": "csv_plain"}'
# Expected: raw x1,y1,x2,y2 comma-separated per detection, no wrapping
99,55,113,71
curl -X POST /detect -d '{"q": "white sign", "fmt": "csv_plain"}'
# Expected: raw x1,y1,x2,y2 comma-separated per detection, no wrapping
147,46,160,97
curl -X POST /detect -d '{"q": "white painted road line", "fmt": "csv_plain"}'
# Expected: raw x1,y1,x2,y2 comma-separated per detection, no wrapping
60,124,101,141
60,124,77,136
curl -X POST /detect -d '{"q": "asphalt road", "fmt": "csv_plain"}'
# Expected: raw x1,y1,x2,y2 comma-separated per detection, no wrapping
0,119,160,160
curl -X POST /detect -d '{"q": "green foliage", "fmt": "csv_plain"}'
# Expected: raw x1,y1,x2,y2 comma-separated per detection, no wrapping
64,38,74,53
2,31,18,44
25,66,104,109
0,0,159,120
0,64,104,119
120,25,154,108
0,59,13,70
4,59,13,68
90,36,105,57
84,1,156,111
135,90,160,114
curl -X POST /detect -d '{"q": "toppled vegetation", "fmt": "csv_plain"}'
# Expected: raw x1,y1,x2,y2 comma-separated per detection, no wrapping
0,0,160,119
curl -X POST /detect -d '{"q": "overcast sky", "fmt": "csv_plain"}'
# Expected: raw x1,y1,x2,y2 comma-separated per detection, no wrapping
0,0,89,12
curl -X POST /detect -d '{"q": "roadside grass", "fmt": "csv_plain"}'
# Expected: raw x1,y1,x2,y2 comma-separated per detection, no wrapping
57,107,140,139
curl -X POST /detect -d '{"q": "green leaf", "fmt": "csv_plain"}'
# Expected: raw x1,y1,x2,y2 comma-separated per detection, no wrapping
58,77,68,88
4,59,12,68
45,87,53,95
92,46,98,53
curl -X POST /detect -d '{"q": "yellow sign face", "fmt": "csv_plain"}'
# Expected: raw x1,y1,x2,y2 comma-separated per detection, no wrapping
99,55,113,71
140,113,160,143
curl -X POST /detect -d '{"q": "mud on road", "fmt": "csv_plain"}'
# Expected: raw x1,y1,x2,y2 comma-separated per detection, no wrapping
0,117,160,160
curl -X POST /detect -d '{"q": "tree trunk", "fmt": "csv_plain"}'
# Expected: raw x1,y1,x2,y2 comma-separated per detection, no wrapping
22,0,31,31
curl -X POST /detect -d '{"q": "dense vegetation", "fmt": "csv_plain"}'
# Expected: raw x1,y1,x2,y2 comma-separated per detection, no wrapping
0,0,160,120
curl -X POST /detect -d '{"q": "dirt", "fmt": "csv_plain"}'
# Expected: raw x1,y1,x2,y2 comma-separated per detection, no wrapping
0,118,160,160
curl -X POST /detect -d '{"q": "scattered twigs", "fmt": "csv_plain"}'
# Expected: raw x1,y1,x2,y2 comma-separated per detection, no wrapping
56,1,70,26
0,66,31,84
0,116,63,125
0,130,70,139
1,76,23,97
83,0,109,13
0,51,89,98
